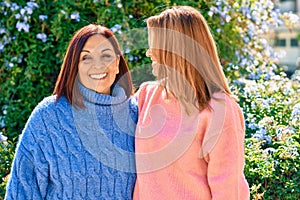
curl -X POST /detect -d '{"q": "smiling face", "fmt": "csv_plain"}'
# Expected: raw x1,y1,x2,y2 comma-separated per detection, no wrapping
78,34,120,94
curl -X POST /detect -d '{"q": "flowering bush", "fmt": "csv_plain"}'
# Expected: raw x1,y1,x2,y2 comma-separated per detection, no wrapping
0,0,299,199
231,73,300,198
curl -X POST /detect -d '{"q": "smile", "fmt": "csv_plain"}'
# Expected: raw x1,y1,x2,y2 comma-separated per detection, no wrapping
89,73,107,80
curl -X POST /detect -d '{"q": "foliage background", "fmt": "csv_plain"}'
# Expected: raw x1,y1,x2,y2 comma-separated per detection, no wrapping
0,0,299,199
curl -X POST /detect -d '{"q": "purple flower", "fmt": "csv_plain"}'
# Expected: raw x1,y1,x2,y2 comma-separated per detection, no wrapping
70,11,80,22
0,42,4,52
270,9,283,26
0,27,5,34
291,103,300,118
252,127,272,143
128,56,134,61
14,13,21,19
26,2,38,9
209,7,218,16
240,6,251,19
36,33,47,42
10,2,20,11
24,6,33,15
247,122,258,130
111,24,122,33
39,15,48,21
16,21,30,32
2,1,10,8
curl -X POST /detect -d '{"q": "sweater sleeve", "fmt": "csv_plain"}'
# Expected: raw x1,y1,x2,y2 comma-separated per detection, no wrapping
5,108,49,200
205,97,250,200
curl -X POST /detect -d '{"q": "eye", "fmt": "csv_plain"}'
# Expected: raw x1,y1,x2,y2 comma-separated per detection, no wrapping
101,53,115,62
102,54,112,58
82,55,92,61
81,55,93,64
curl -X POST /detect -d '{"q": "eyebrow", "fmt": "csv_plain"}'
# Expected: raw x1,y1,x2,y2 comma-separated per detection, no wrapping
81,48,113,53
101,48,113,53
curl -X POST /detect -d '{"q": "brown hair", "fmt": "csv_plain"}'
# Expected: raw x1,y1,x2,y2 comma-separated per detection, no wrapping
147,6,234,113
53,24,133,107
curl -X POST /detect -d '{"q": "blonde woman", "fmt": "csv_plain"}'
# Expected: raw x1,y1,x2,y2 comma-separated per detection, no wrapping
134,6,250,199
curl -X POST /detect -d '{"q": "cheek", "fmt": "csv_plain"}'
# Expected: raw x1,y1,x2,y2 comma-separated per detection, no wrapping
78,62,89,72
111,59,119,74
114,65,119,74
78,66,84,78
77,64,90,83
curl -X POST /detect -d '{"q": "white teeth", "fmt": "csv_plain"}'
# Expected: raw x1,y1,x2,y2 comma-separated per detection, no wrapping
90,73,107,79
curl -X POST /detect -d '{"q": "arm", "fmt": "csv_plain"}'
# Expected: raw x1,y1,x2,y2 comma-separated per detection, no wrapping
5,110,49,200
205,98,250,200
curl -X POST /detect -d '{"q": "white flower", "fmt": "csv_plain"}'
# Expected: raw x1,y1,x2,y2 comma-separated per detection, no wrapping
20,8,26,15
0,132,7,143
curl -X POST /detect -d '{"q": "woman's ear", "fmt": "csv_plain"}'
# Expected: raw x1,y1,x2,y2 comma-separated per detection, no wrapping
115,55,120,74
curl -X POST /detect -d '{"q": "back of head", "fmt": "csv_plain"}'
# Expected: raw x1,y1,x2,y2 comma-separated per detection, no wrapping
146,6,232,113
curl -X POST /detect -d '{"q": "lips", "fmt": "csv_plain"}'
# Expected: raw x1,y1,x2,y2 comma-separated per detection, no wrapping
89,73,107,79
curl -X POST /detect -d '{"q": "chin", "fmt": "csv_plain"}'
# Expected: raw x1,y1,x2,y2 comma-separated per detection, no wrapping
152,70,158,77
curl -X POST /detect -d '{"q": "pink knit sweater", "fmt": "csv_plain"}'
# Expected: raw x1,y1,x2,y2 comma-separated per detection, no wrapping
134,82,250,200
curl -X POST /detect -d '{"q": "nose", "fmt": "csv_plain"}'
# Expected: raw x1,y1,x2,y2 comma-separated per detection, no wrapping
146,49,152,57
93,59,107,70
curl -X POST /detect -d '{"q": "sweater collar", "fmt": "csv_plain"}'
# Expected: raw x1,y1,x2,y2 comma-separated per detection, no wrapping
78,82,127,105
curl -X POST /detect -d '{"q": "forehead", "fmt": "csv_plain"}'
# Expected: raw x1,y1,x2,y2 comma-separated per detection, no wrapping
83,34,114,51
147,30,154,49
147,27,161,47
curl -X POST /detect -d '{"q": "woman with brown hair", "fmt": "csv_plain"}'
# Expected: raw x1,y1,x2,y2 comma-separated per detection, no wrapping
134,6,250,199
5,24,137,199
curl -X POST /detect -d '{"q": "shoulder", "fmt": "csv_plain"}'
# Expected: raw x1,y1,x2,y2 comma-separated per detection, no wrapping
135,81,164,99
26,95,71,129
138,81,162,92
210,93,244,130
28,96,57,122
18,95,73,150
17,96,59,152
211,93,242,113
224,94,244,123
200,93,245,158
134,81,164,111
33,95,69,116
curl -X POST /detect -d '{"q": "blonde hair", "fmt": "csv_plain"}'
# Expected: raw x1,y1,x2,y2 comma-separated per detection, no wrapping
146,6,234,113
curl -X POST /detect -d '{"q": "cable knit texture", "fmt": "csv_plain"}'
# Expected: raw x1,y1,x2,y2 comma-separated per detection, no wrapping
5,83,138,200
133,82,250,200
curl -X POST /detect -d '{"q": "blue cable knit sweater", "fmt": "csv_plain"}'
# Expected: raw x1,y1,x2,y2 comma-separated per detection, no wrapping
5,83,138,200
